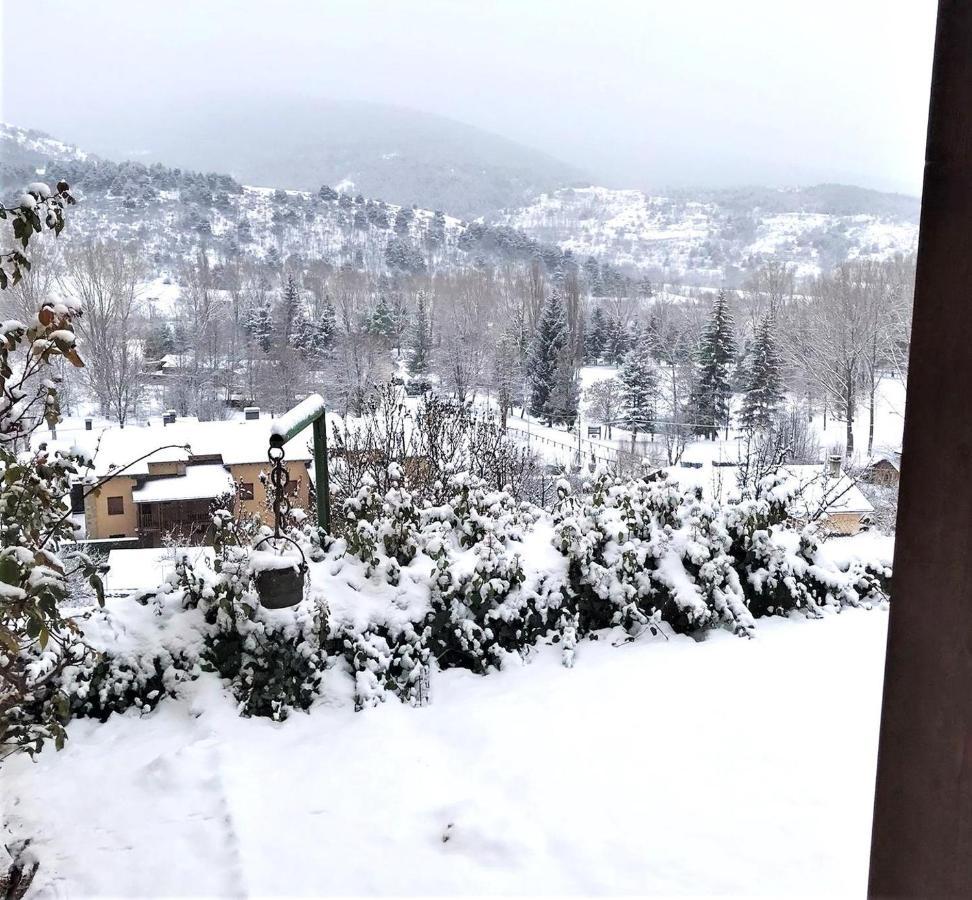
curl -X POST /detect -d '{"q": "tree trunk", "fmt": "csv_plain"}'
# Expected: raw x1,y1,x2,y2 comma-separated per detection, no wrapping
868,381,876,457
845,377,855,457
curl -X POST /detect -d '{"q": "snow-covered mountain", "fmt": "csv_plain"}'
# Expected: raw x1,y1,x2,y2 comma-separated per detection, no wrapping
1,123,919,286
13,100,588,220
493,184,920,284
0,122,91,165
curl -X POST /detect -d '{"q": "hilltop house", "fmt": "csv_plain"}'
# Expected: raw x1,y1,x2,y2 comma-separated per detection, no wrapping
83,410,314,547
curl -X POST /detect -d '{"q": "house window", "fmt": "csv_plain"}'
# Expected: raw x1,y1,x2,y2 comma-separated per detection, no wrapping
107,496,125,516
240,482,255,501
286,480,299,496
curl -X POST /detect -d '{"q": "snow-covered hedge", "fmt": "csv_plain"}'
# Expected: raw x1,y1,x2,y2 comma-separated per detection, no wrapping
553,469,889,641
36,466,890,731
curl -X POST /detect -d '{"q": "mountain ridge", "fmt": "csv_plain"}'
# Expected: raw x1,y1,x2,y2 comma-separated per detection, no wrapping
6,100,589,220
1,122,919,285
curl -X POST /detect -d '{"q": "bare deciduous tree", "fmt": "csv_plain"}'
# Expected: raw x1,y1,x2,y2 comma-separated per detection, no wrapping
64,241,146,425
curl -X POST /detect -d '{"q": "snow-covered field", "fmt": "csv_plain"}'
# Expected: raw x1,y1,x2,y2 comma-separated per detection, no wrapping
2,606,887,897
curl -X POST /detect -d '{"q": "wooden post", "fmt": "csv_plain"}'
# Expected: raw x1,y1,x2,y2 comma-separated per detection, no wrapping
868,2,972,895
312,415,330,533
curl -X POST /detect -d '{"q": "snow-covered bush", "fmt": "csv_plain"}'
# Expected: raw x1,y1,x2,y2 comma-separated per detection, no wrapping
343,622,430,710
27,450,891,738
60,531,328,725
177,537,329,721
61,580,203,722
553,468,888,640
426,531,535,672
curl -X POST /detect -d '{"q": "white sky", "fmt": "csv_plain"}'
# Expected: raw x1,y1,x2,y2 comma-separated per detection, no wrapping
1,0,937,194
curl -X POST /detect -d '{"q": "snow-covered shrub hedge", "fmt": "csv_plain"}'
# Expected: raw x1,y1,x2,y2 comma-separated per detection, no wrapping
553,469,888,641
32,461,891,735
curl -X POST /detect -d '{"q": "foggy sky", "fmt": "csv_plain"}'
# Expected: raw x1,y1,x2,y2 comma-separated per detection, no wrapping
1,0,937,195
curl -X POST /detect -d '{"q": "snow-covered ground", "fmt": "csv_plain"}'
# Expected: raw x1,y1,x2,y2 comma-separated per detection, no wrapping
2,606,887,897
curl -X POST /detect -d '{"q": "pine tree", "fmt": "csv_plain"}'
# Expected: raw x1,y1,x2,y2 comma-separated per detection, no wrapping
315,294,337,348
547,347,580,428
620,332,657,451
279,274,303,348
583,255,603,296
604,314,630,364
529,292,569,422
408,292,432,375
246,297,274,354
144,322,174,361
739,315,784,432
585,305,608,363
369,294,394,340
691,289,738,439
171,319,190,353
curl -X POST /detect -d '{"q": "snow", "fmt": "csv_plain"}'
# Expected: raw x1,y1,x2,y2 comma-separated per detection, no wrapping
131,463,234,503
105,545,216,594
0,606,888,896
270,392,326,439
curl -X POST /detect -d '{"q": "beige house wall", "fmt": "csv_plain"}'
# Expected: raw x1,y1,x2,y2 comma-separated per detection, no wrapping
82,458,309,543
85,475,138,539
227,461,313,523
823,511,865,536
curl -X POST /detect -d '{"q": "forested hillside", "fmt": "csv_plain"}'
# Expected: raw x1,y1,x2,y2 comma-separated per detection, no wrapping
16,100,588,219
497,185,919,285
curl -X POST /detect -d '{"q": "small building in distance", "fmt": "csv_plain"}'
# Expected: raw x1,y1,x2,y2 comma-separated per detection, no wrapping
781,459,875,536
669,455,874,536
83,409,315,547
863,450,902,486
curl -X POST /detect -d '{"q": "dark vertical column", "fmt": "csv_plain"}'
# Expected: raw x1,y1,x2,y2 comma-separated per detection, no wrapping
869,2,972,896
312,414,330,533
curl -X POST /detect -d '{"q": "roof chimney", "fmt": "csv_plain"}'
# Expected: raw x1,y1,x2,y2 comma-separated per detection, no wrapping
244,407,260,421
827,455,842,478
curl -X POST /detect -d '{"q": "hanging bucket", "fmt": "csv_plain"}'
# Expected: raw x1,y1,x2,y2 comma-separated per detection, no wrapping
252,535,308,609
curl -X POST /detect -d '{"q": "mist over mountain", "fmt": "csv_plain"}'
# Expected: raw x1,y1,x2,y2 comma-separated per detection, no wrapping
39,99,588,220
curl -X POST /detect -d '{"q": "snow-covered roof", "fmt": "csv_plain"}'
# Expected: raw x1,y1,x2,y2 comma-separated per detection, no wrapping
667,460,873,516
778,465,874,516
159,353,192,369
132,464,234,503
91,417,318,476
865,450,901,470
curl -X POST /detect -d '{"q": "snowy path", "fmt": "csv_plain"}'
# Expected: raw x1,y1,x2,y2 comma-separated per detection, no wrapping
2,609,888,897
